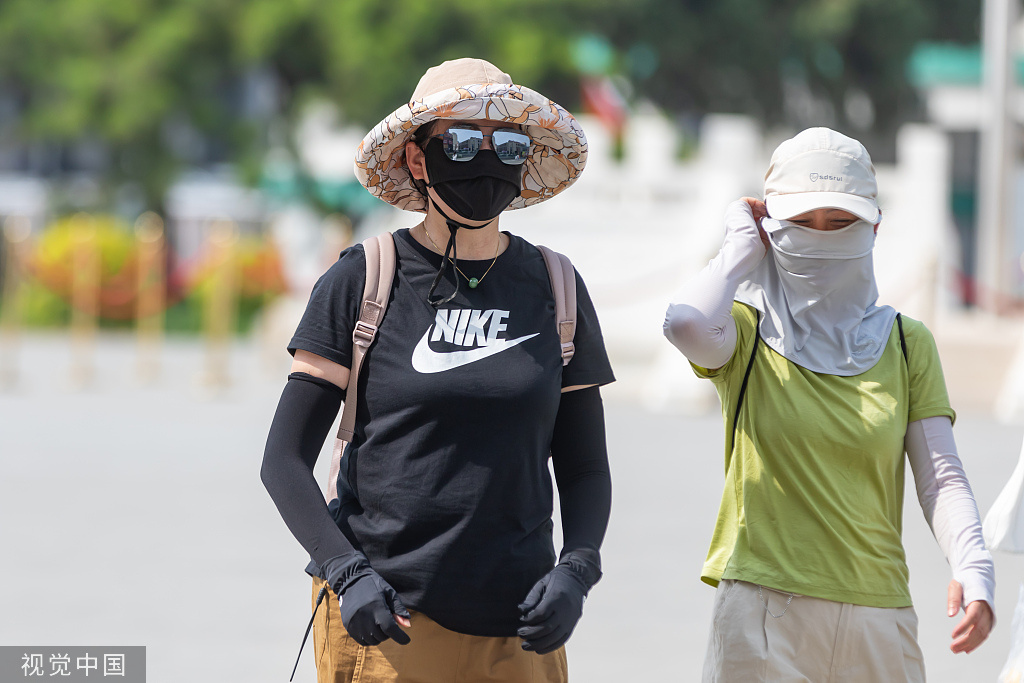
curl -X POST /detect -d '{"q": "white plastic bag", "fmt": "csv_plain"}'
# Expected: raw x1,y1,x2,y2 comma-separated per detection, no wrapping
984,437,1024,552
999,585,1024,683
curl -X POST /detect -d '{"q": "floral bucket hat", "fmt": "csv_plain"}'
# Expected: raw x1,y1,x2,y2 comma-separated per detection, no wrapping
354,57,588,213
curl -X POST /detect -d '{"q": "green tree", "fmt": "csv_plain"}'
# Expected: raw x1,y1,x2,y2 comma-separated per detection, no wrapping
592,0,982,139
230,0,605,125
0,0,255,211
0,0,601,212
0,0,984,210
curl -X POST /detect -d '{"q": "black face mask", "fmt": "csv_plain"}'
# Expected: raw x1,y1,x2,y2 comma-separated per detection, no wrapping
423,138,522,224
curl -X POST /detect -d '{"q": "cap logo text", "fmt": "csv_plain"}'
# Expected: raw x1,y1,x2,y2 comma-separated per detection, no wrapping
809,172,842,182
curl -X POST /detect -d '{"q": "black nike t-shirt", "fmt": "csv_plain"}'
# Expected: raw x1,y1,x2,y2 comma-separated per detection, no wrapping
288,228,615,636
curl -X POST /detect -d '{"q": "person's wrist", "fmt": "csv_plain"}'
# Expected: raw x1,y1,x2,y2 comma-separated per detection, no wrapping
557,548,602,592
722,206,766,275
321,552,374,597
955,572,995,611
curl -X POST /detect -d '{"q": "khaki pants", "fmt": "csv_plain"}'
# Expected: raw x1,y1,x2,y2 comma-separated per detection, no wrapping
311,577,568,683
703,580,926,683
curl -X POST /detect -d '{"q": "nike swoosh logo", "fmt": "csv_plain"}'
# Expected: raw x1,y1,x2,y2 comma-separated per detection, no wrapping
411,328,538,374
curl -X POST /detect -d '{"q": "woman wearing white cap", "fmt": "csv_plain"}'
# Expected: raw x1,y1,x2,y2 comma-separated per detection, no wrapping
260,58,614,682
664,127,994,682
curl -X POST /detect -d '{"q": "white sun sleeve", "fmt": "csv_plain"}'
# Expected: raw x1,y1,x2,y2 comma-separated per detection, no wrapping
905,416,996,613
663,200,766,369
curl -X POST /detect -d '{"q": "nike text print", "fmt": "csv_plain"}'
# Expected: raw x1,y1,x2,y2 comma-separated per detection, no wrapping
432,308,508,346
412,308,538,374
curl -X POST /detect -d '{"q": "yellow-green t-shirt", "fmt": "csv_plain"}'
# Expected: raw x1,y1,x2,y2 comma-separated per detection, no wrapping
693,302,956,607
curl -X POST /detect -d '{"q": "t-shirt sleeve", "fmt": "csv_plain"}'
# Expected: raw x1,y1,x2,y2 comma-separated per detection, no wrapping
561,268,616,388
903,316,957,425
691,301,757,384
287,244,366,369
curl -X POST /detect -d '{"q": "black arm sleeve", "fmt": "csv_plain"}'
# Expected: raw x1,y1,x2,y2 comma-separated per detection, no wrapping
260,372,357,568
550,385,611,586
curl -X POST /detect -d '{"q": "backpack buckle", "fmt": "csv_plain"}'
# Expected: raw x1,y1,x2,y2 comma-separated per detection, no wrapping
353,321,378,346
560,341,575,366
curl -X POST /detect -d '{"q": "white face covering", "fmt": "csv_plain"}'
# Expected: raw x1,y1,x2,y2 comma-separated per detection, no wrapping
735,217,897,375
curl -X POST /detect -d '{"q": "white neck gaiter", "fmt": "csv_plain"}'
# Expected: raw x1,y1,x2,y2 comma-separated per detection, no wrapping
734,217,896,376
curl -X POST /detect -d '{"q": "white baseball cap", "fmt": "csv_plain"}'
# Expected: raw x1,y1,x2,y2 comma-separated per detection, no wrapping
763,127,879,223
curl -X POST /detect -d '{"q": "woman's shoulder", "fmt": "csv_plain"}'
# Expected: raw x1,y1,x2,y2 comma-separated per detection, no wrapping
319,227,414,282
505,231,542,259
732,300,758,320
894,313,948,388
507,232,589,283
895,313,938,350
731,300,760,332
315,240,367,289
506,232,580,283
895,312,955,422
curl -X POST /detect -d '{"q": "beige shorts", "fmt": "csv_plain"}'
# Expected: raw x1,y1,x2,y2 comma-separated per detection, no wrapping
311,576,568,683
702,579,926,683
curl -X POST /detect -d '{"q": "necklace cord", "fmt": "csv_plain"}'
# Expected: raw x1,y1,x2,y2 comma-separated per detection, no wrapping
426,221,460,308
422,222,500,288
422,199,500,307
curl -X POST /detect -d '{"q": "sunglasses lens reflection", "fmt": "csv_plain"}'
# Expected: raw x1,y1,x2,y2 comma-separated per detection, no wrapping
492,131,530,164
441,128,531,165
442,129,482,161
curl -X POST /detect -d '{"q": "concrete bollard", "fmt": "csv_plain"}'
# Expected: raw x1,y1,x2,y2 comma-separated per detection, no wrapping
135,212,166,385
198,219,239,394
69,213,99,390
0,216,31,389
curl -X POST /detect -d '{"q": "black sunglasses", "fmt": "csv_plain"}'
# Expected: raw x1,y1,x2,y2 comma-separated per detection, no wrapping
430,126,531,166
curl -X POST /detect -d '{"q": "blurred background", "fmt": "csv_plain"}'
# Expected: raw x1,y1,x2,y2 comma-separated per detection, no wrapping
4,0,1024,681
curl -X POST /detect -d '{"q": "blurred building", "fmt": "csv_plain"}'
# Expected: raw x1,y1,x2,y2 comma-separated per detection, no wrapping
909,38,1024,304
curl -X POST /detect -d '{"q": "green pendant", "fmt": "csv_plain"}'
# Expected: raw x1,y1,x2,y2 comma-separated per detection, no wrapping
468,277,479,289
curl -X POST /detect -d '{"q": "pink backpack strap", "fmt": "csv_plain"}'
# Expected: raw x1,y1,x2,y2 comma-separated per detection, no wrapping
327,232,396,501
536,245,577,366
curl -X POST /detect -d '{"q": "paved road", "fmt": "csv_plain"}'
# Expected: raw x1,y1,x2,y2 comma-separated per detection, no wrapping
1,333,1022,682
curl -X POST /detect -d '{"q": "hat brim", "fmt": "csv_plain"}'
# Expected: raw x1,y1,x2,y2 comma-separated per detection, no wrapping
766,192,879,223
354,83,587,213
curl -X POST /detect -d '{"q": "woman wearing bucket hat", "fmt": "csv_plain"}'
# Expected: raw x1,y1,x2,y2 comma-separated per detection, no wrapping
663,127,994,682
261,58,614,682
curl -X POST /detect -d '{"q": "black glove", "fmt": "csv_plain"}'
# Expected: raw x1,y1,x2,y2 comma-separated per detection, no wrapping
517,551,601,654
322,553,411,647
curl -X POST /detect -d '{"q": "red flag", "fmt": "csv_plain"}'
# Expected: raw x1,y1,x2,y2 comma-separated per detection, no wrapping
580,76,627,136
